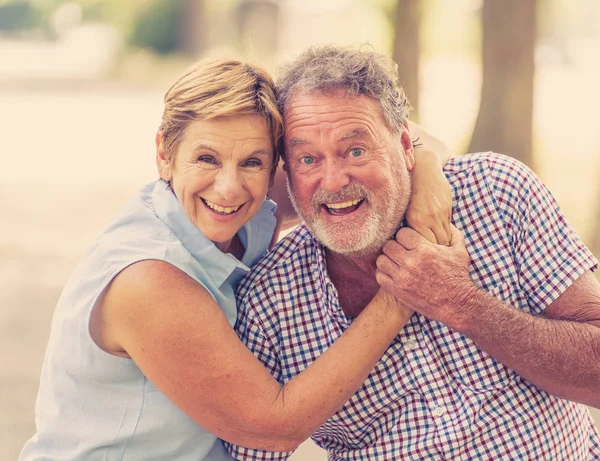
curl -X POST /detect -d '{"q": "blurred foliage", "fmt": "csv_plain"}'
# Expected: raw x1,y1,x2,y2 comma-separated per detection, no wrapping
0,0,146,37
0,0,186,50
0,1,35,31
129,0,184,54
0,0,211,54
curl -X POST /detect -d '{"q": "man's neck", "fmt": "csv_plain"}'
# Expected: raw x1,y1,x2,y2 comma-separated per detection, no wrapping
326,249,379,278
325,248,381,317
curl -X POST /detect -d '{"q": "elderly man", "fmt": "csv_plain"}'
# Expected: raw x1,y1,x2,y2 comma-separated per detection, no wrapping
224,46,600,460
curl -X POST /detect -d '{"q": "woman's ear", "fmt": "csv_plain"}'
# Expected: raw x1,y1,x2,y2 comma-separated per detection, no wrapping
156,131,173,181
400,129,415,171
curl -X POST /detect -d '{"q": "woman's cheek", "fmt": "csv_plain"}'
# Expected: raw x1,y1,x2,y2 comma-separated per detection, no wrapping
245,169,271,190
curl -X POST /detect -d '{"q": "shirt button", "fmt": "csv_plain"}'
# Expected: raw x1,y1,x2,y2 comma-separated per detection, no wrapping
404,339,418,350
432,406,446,417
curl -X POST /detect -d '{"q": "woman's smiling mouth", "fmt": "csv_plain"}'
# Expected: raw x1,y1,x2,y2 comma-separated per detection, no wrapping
201,198,245,215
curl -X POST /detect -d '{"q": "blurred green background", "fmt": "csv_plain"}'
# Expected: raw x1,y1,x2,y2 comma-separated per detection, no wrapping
1,0,599,459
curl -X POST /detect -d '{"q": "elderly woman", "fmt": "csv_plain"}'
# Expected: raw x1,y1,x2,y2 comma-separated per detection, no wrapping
20,59,451,460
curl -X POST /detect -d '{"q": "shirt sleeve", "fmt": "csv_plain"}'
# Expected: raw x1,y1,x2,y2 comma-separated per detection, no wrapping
488,155,598,313
223,286,296,461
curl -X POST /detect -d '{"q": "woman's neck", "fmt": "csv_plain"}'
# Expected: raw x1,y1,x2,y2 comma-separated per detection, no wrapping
215,234,245,260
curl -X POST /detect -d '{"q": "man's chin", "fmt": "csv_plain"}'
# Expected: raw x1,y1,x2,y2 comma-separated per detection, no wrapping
303,211,399,257
331,245,382,258
314,231,384,258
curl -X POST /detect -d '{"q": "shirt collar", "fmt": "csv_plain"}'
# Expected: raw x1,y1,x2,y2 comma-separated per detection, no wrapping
303,217,407,327
151,180,250,289
298,226,351,327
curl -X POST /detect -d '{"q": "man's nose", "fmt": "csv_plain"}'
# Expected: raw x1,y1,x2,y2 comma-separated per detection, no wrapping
320,158,351,193
213,167,243,200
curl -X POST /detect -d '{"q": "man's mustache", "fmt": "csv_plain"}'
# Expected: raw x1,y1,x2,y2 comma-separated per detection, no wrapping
311,183,371,209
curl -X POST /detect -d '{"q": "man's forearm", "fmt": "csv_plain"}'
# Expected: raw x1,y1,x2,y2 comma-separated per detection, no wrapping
454,289,600,408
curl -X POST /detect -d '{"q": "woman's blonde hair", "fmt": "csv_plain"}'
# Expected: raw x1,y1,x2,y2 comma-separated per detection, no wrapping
159,59,283,166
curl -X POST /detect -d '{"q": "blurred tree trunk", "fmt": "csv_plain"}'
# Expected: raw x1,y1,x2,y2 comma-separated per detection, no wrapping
392,0,422,121
236,0,280,70
469,0,537,169
182,0,207,57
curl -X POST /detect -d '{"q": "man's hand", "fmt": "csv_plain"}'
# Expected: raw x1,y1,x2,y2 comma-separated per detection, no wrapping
375,225,476,327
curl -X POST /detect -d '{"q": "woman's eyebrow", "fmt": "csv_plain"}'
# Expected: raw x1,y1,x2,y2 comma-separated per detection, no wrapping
249,149,270,157
192,142,220,155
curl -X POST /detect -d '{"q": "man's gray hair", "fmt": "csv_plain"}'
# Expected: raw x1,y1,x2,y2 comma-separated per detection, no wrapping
276,45,411,135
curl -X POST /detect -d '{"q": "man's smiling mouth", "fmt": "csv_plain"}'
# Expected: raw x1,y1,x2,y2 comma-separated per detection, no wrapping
322,199,364,216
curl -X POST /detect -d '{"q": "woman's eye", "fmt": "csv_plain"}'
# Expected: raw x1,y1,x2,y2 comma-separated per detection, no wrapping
300,156,315,165
349,147,364,158
198,155,217,164
244,159,262,168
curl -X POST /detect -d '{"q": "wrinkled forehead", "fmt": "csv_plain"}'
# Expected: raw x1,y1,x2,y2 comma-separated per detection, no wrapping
284,87,381,116
283,89,392,148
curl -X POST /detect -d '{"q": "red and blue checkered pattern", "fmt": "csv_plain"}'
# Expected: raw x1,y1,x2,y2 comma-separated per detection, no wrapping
225,153,600,460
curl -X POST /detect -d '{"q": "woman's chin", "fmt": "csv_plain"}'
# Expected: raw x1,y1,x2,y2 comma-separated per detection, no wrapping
193,219,242,247
200,227,237,244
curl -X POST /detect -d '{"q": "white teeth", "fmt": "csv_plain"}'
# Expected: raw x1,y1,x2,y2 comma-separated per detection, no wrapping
326,199,361,209
203,199,242,214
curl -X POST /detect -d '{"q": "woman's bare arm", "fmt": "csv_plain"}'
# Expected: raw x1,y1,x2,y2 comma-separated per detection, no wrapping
405,122,453,245
97,260,413,451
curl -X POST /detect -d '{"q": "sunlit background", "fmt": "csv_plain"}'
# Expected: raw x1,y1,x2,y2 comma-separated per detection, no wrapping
1,0,599,459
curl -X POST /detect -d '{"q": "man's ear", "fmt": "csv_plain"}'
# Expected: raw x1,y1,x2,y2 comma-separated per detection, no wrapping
400,128,415,172
156,131,173,181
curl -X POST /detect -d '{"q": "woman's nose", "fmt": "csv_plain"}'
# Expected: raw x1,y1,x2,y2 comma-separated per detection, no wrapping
213,167,243,201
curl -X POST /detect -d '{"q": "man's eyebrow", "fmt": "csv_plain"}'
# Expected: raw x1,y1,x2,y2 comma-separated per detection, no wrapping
289,129,369,147
288,137,310,148
338,128,369,142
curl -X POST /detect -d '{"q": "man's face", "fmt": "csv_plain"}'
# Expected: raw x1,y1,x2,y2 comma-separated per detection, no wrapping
284,90,415,256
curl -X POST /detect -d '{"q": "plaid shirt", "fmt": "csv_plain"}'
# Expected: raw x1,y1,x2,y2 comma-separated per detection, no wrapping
225,153,600,460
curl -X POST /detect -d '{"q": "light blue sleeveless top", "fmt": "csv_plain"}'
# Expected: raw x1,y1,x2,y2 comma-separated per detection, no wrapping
20,180,277,461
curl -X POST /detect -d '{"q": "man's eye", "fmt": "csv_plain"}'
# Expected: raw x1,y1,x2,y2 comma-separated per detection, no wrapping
349,148,364,158
300,156,315,165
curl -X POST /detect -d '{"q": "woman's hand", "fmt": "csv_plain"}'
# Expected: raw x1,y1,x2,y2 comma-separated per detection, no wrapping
405,122,453,246
372,287,414,323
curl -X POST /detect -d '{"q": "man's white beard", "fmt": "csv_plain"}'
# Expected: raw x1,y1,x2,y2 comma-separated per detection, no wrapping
286,174,411,257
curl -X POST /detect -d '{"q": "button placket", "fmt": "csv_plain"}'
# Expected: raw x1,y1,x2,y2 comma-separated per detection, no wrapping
431,406,446,417
403,338,418,351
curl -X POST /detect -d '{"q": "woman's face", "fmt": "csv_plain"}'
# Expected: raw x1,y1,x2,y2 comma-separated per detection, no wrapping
158,114,275,252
